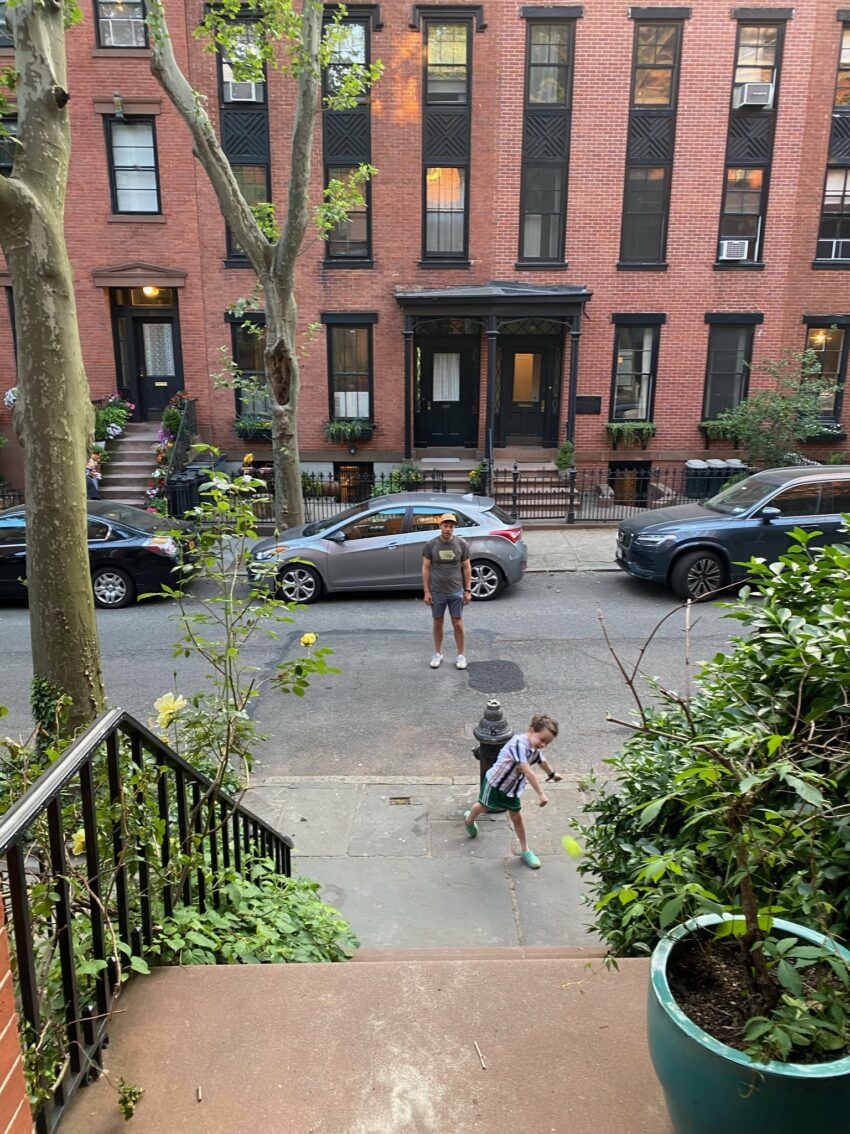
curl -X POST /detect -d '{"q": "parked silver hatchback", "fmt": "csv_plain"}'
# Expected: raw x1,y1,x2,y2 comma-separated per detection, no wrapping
247,492,527,603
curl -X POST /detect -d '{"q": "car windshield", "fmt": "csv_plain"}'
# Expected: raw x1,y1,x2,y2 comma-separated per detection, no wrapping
703,473,781,515
303,501,370,536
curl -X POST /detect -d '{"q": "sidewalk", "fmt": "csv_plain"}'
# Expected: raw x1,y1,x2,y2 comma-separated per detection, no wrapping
521,524,619,573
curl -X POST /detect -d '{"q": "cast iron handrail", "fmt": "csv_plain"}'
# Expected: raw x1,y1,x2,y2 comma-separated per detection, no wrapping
166,397,197,476
0,707,292,1133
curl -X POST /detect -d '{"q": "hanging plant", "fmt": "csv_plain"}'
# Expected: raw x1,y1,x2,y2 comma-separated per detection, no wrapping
322,418,376,443
605,421,657,450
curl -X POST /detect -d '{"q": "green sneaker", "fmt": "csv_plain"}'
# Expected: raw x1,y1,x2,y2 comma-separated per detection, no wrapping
463,810,478,838
521,849,541,869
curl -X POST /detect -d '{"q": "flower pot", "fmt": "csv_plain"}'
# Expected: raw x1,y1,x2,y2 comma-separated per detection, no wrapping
236,428,272,442
648,913,850,1134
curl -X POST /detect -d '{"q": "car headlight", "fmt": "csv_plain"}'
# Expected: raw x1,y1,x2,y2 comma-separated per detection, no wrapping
252,544,288,562
634,533,676,548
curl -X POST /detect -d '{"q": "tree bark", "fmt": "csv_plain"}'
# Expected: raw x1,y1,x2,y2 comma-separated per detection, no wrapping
0,0,106,733
148,0,327,530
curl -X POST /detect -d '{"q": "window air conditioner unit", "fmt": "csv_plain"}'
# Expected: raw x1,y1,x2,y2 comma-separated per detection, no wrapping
719,239,749,261
224,80,261,102
733,82,774,109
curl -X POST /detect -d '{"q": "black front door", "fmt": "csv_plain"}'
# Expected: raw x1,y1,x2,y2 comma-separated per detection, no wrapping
111,288,184,420
134,316,181,418
498,337,559,445
415,336,479,447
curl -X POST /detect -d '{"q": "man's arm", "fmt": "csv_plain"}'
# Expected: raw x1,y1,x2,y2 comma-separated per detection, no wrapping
462,542,472,601
422,553,433,604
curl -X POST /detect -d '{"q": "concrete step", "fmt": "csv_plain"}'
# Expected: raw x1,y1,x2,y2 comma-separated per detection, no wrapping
100,475,151,488
353,945,608,962
60,956,668,1134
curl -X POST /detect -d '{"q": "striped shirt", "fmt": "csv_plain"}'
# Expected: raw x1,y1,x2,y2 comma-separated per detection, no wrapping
485,733,543,798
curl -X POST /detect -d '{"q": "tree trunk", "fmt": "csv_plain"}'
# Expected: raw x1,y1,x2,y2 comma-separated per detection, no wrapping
0,0,105,733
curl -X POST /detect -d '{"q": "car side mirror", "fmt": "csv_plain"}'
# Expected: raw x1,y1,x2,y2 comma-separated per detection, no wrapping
760,506,781,524
325,529,346,543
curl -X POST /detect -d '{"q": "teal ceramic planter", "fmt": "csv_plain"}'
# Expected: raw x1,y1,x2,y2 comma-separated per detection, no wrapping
648,914,850,1134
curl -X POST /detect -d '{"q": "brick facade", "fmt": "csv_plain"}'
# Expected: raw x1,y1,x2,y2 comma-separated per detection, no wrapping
0,1,848,481
0,904,33,1134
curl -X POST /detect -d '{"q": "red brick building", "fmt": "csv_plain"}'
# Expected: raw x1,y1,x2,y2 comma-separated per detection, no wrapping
1,1,849,490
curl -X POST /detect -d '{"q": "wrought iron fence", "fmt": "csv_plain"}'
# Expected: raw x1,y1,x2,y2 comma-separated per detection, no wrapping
166,398,197,477
301,469,447,521
490,463,749,523
0,708,292,1133
0,486,23,509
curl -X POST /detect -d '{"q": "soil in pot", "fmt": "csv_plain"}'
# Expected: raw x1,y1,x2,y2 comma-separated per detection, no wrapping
667,934,849,1065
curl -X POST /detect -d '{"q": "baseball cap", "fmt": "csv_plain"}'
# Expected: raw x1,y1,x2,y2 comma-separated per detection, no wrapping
438,513,458,524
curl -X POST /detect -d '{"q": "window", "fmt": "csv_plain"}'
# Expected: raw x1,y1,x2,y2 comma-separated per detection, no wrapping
221,24,265,103
734,24,778,87
0,516,25,545
95,0,146,49
611,325,659,421
231,316,271,416
702,325,753,420
527,22,570,106
718,167,763,259
326,166,369,259
816,28,850,262
633,22,679,107
105,118,160,213
518,19,573,264
806,326,846,420
0,1,11,47
87,520,111,541
325,20,367,99
426,23,468,104
767,483,822,518
619,20,682,265
0,118,16,177
342,507,405,541
411,506,475,531
227,164,270,258
425,167,466,256
621,167,669,263
328,325,372,419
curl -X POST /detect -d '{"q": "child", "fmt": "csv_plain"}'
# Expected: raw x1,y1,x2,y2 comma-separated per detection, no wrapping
463,713,560,870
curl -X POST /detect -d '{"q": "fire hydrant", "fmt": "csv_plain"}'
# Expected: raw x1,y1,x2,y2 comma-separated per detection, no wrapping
472,699,512,791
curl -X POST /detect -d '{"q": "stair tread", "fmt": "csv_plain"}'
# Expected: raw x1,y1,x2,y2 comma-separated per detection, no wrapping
352,945,606,962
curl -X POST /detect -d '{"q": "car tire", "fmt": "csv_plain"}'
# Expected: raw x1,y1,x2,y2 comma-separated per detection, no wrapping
670,550,727,602
92,567,135,609
276,563,322,605
470,560,505,601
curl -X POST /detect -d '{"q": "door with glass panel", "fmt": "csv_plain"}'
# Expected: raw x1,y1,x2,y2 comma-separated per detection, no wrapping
133,316,181,417
415,337,478,447
499,338,556,444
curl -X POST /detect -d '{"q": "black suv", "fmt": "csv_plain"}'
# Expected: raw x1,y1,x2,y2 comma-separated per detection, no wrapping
616,466,850,601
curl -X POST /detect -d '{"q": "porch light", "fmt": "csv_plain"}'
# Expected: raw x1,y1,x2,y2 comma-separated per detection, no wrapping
112,91,124,120
142,286,160,298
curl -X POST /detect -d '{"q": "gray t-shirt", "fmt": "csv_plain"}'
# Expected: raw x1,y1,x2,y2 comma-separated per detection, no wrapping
423,534,470,593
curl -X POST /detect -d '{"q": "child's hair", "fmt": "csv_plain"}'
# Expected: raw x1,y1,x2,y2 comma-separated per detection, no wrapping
530,713,559,738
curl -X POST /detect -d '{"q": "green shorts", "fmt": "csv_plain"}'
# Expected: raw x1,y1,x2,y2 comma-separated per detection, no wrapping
479,779,521,812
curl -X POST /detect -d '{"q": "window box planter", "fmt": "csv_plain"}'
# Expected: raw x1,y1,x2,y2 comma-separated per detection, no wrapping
605,421,657,450
233,415,273,442
699,421,739,449
322,418,376,443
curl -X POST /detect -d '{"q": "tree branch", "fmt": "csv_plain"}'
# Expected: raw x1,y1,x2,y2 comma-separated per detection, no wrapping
147,1,272,273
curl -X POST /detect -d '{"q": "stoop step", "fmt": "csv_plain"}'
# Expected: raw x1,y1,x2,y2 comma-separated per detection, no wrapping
352,945,608,962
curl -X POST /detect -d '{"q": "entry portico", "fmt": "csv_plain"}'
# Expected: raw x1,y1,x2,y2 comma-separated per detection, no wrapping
395,281,592,469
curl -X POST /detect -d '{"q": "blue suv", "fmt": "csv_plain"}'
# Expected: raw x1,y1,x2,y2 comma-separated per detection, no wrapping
615,467,850,601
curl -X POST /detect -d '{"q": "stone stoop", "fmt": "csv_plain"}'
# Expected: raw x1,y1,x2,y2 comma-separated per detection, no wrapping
98,423,160,507
61,954,671,1134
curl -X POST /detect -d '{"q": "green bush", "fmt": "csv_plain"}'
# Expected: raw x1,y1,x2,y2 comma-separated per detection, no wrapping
371,464,423,497
161,406,183,437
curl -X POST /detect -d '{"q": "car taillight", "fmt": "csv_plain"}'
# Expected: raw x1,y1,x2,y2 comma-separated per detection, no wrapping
491,527,523,544
146,536,179,558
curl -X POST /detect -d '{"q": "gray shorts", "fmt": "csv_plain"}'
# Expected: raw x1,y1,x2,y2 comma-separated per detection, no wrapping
432,590,464,619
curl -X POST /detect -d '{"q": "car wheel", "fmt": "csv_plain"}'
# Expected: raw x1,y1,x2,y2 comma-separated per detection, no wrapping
92,567,135,609
470,560,505,601
670,550,727,602
276,563,322,604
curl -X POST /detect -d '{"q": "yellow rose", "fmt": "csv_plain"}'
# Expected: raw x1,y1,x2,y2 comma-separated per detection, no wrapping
243,452,254,465
300,632,317,647
71,829,86,856
154,692,187,729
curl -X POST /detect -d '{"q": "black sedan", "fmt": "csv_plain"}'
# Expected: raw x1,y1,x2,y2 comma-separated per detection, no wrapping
0,501,190,608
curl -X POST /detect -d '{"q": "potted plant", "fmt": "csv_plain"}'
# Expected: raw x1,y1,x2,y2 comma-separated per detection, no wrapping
467,462,486,493
233,413,273,441
576,534,850,1132
553,439,575,477
322,418,376,443
605,420,657,449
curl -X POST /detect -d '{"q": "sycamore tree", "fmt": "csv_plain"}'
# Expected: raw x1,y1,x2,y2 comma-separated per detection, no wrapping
147,0,380,528
0,0,105,733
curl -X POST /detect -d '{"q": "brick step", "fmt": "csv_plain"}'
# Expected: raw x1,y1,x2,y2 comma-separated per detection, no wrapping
352,945,607,962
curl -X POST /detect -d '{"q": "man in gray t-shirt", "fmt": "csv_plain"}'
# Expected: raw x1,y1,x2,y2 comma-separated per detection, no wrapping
421,513,472,670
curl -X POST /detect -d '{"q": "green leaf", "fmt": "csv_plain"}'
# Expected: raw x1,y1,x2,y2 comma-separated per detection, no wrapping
777,959,803,995
129,956,150,974
785,775,825,808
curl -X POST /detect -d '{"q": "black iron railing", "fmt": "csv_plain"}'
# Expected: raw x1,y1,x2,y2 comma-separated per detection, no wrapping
0,708,292,1133
490,463,749,523
166,398,197,477
0,486,23,509
301,469,447,521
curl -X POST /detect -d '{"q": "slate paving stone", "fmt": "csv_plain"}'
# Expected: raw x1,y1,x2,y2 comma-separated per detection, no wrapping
271,785,359,857
346,786,429,857
430,817,515,859
507,855,597,947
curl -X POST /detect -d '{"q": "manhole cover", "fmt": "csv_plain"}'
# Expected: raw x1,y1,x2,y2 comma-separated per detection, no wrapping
466,660,525,693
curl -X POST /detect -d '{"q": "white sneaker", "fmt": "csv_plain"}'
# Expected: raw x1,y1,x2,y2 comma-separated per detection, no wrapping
430,653,443,668
456,654,468,670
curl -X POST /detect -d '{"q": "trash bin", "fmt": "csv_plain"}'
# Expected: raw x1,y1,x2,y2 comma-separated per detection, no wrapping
165,473,200,517
705,459,728,496
724,458,748,480
685,459,709,498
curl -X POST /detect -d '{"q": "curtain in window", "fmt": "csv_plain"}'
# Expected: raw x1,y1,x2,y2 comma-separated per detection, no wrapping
433,353,460,401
